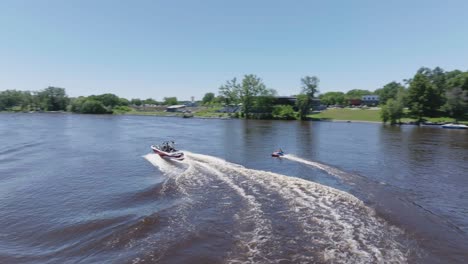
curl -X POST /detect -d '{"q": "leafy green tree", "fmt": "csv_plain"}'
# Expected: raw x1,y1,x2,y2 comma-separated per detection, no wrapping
380,98,404,124
374,82,404,104
80,100,108,114
131,98,142,106
237,74,271,117
143,98,158,105
346,89,373,99
272,105,296,120
37,86,69,111
88,93,120,108
163,97,178,105
417,67,446,110
296,94,310,120
69,96,87,112
319,92,346,105
202,92,215,105
301,76,319,98
0,90,33,110
252,94,276,115
446,71,468,91
112,105,132,114
407,73,438,120
443,87,467,121
219,78,240,105
119,98,130,106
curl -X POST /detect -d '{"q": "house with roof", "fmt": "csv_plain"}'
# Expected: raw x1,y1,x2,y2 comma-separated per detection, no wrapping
361,95,379,106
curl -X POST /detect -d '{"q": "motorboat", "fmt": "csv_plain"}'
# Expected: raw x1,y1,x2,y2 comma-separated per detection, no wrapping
151,141,185,160
441,123,468,129
272,149,285,157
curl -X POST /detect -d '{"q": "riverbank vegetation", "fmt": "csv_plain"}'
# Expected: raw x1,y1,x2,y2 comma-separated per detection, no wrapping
1,66,466,123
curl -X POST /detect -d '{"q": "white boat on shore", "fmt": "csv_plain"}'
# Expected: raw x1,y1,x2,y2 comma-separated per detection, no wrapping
441,123,468,129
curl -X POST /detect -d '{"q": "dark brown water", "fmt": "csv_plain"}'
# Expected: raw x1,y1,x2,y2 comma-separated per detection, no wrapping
0,113,467,263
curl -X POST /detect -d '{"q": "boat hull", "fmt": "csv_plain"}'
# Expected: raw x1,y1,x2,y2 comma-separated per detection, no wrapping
441,124,468,129
151,145,185,160
272,152,284,157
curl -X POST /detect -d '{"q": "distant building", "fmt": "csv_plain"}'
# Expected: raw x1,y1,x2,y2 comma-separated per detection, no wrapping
361,95,379,106
274,96,297,105
218,104,241,113
178,101,198,107
272,96,323,109
166,105,186,112
349,99,362,106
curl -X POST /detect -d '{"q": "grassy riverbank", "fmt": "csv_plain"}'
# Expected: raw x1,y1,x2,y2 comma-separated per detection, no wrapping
122,106,230,118
309,108,467,124
308,108,382,122
5,108,466,124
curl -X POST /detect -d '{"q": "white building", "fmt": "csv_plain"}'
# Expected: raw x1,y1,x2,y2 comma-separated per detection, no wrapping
362,95,379,101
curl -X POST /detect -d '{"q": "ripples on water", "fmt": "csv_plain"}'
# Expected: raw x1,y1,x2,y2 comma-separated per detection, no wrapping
0,113,467,263
143,152,412,263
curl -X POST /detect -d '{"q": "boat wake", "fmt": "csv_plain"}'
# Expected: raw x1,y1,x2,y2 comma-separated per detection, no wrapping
283,154,361,184
142,151,414,263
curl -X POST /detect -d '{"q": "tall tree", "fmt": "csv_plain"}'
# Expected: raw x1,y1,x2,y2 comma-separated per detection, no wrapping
380,97,404,124
301,76,319,98
89,93,120,108
80,99,108,114
130,98,142,106
163,97,178,105
202,92,215,105
346,89,373,99
0,90,31,110
296,94,310,120
319,91,346,105
407,73,438,121
143,98,158,105
37,86,68,111
219,78,240,105
443,87,467,121
446,71,468,91
119,98,130,106
374,81,404,104
417,67,446,110
238,74,270,118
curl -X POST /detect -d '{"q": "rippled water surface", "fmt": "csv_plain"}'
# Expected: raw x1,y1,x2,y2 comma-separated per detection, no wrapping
0,113,467,263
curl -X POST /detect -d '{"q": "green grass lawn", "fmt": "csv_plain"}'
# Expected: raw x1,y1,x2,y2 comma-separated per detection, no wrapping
308,108,382,122
309,108,468,124
123,110,181,116
121,107,230,118
123,107,467,124
192,107,229,118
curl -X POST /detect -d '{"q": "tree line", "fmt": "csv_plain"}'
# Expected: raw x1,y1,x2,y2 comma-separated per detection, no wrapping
0,87,184,114
312,67,467,123
378,67,467,123
2,66,467,121
212,74,318,120
207,67,466,122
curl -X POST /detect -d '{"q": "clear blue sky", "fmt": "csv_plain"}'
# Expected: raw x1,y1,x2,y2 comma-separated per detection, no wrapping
1,0,467,100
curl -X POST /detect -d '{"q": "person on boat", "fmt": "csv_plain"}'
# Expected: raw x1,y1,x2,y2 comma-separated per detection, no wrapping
161,142,169,152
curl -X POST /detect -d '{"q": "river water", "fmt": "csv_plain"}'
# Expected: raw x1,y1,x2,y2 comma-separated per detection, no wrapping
0,113,467,263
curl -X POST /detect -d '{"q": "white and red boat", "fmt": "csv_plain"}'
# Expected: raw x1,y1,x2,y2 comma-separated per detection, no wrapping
151,141,185,161
441,123,467,129
271,149,285,157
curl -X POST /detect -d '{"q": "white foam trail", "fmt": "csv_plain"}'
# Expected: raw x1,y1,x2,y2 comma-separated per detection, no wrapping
194,162,273,263
283,154,356,183
144,151,409,263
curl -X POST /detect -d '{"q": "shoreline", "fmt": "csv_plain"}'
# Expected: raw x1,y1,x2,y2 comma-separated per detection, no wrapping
3,111,466,126
0,111,389,125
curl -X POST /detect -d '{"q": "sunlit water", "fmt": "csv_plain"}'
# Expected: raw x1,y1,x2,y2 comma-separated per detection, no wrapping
0,113,467,263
